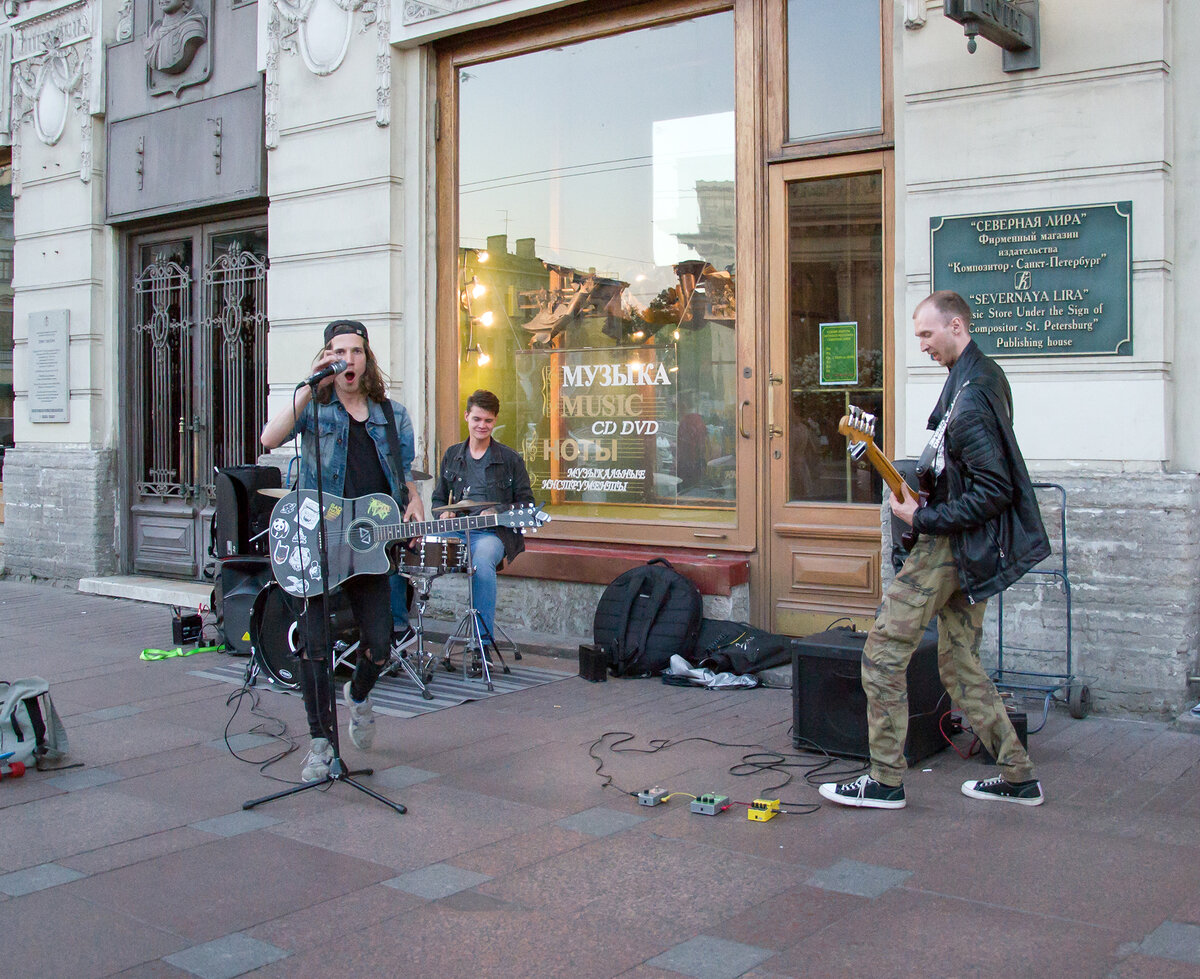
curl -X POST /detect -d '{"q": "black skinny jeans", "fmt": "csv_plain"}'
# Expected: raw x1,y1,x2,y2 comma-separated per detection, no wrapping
295,573,392,741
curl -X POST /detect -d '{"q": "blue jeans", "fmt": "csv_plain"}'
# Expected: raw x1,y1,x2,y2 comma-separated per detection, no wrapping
389,574,411,633
453,530,506,635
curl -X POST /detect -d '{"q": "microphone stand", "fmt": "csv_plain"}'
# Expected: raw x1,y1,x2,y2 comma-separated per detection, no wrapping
244,377,405,815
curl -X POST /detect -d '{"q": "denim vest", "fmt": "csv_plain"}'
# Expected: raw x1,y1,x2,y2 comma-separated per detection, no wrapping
289,395,414,501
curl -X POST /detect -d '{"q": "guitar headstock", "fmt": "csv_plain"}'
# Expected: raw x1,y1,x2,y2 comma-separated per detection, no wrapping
839,405,877,461
499,504,552,534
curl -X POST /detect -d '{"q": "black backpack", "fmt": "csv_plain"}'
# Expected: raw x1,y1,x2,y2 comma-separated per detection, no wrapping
692,618,791,675
593,558,702,676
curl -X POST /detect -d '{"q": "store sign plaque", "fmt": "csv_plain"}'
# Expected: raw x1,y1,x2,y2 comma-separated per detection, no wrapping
931,202,1132,357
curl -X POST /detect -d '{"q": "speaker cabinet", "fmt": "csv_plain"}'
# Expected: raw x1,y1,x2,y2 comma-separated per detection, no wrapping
214,465,282,557
218,556,272,655
792,624,947,765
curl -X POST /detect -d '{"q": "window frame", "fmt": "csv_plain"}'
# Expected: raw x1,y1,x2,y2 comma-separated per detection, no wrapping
434,0,759,552
765,0,895,161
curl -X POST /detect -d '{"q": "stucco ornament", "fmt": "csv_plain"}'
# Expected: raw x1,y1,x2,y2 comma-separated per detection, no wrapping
144,0,208,75
14,35,83,146
265,0,390,148
7,0,103,196
402,0,495,24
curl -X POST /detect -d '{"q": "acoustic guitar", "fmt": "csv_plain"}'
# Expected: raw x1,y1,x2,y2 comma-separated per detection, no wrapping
267,490,550,597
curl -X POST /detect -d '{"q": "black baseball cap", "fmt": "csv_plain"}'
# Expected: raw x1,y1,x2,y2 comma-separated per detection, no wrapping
324,319,369,345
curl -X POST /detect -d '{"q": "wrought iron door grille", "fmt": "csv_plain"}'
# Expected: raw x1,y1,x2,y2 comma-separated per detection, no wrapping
200,242,269,499
133,254,192,499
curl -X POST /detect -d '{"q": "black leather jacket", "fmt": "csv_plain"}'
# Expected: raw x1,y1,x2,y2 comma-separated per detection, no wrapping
432,438,535,563
911,341,1050,603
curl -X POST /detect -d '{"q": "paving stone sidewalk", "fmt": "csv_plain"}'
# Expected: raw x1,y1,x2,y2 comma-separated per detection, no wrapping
3,579,1200,978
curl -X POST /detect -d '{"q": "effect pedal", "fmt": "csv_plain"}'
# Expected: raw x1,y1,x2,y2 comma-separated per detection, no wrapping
689,793,730,815
637,787,668,806
747,798,780,822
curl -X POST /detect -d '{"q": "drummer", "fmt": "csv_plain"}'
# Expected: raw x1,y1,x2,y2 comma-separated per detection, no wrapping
260,319,424,782
431,389,534,651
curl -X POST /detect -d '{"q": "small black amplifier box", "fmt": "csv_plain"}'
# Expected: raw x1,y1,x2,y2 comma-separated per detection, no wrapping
578,644,609,682
791,624,947,765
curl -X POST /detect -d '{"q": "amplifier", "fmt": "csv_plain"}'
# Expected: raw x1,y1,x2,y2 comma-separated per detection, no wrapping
218,556,272,656
214,465,281,558
578,643,609,682
791,623,947,765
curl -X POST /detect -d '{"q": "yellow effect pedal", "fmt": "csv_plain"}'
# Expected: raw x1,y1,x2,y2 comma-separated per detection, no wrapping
747,798,780,822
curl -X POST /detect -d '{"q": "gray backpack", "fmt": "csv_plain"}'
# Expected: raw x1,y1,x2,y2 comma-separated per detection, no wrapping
1,677,69,770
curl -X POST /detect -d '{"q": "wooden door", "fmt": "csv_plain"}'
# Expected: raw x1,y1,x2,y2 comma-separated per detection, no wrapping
765,153,893,635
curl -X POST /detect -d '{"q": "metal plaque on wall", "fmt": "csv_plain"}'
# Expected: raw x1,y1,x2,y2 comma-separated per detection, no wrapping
930,202,1132,357
28,310,70,423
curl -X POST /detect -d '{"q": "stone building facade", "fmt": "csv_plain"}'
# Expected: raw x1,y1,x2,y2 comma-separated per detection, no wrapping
1,0,1197,714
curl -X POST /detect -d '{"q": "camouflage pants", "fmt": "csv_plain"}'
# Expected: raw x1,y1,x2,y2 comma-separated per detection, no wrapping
862,534,1035,787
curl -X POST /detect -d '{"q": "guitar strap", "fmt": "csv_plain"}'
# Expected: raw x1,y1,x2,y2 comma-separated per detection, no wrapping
379,400,411,510
916,380,971,480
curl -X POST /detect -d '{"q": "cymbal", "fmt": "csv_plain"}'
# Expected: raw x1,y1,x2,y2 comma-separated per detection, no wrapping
433,500,497,513
257,487,292,498
409,469,433,481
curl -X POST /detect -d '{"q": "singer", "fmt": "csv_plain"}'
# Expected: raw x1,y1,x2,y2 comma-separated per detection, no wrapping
260,319,425,781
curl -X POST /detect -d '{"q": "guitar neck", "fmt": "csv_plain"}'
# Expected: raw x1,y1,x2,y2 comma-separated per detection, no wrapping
861,441,912,501
374,512,501,543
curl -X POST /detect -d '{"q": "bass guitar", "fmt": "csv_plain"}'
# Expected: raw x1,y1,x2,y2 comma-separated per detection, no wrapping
838,405,930,550
267,490,550,597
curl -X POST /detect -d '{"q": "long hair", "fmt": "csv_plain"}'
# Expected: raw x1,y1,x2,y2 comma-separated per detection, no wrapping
313,339,390,405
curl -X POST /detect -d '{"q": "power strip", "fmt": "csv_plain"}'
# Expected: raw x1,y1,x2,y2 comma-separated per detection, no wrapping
689,793,730,815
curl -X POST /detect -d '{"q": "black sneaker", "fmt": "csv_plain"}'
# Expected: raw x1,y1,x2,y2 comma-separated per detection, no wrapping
818,774,906,810
961,776,1044,806
391,626,417,651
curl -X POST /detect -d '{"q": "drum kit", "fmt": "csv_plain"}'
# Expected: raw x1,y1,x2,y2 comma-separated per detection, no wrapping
246,473,512,699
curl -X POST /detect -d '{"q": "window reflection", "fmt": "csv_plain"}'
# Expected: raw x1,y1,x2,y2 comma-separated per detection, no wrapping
457,12,736,521
786,173,883,504
787,0,882,143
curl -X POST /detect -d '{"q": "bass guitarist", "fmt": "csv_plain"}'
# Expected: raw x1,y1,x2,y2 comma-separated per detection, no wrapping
821,291,1051,810
260,320,424,782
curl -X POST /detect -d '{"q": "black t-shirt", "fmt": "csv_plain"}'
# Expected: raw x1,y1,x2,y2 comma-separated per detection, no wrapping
461,444,493,502
342,415,390,499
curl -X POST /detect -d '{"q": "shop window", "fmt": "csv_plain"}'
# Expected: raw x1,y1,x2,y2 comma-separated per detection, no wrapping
455,10,737,525
786,0,883,144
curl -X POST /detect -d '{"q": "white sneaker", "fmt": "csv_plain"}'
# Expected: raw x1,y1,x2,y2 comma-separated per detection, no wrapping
300,737,333,781
343,681,375,750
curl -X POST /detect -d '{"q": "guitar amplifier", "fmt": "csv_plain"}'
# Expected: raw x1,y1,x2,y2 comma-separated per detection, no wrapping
792,623,947,765
218,556,272,656
214,465,282,557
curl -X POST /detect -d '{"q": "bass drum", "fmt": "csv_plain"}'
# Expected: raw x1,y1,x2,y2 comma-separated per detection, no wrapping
250,583,302,690
249,583,357,690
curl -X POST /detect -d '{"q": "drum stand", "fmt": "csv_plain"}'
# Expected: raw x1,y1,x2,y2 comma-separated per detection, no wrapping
442,525,518,692
329,569,438,701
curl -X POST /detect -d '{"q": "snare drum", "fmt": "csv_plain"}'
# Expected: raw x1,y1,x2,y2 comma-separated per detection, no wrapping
249,583,354,690
398,536,469,578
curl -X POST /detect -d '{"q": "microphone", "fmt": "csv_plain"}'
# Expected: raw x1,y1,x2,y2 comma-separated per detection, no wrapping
296,359,348,389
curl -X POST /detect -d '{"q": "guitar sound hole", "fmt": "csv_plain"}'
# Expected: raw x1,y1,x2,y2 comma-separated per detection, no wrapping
348,520,374,552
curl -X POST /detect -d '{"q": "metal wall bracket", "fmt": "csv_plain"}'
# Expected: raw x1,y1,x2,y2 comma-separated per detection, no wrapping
944,0,1040,72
